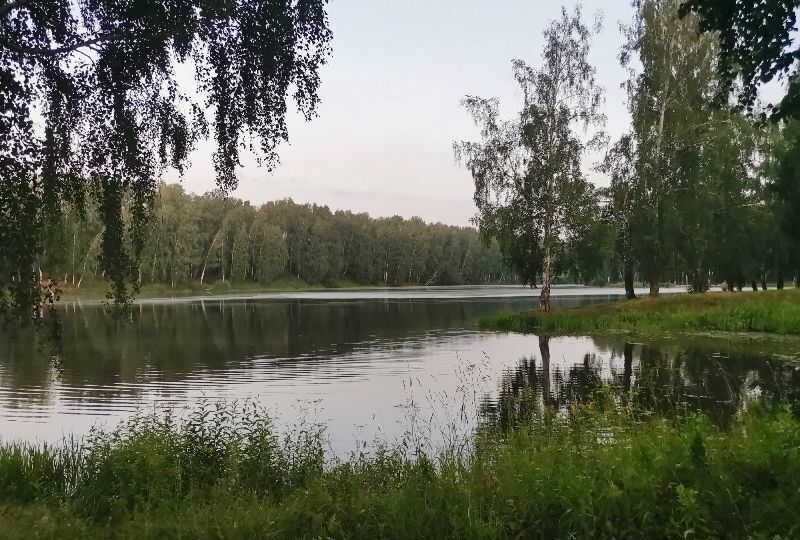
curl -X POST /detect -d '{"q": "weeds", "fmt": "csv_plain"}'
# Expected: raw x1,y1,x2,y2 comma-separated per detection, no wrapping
0,397,799,538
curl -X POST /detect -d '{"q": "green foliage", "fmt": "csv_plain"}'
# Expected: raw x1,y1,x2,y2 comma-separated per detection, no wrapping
675,0,800,285
455,0,800,297
618,0,721,294
0,0,332,319
455,6,605,302
55,183,509,292
680,0,800,119
558,204,615,286
0,402,799,538
768,120,800,279
71,403,323,520
596,0,800,295
480,289,800,336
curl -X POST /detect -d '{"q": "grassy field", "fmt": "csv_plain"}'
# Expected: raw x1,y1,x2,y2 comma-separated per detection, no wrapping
480,289,800,336
0,402,798,538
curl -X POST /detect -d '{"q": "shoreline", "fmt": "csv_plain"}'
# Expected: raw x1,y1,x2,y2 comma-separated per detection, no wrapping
55,281,692,304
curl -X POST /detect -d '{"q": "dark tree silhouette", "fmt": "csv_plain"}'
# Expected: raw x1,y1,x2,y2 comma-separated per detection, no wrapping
680,0,800,119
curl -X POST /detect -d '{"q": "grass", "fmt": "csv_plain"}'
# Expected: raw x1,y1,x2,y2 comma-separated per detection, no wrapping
480,288,800,336
0,400,799,538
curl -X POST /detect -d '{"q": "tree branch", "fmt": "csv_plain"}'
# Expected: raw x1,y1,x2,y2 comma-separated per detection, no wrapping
2,33,123,57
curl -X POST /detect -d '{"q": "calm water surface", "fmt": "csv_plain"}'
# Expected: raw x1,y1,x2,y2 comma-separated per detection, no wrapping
0,286,795,452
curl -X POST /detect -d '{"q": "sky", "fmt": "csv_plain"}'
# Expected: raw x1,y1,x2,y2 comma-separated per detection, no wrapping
176,1,637,226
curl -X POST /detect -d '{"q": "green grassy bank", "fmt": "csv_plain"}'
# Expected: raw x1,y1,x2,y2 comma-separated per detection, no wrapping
0,403,799,538
480,289,800,336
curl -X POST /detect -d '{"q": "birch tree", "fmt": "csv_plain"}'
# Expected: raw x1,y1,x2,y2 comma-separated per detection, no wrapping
620,0,718,296
455,5,605,310
1,0,332,320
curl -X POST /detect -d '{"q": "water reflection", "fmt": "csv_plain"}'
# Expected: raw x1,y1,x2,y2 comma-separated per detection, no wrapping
0,290,796,451
0,293,614,405
481,336,798,430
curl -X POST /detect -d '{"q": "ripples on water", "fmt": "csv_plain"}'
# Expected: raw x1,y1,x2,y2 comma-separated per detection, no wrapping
0,286,794,453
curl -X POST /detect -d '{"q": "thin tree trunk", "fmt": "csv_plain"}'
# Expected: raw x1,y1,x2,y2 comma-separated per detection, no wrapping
645,31,673,301
200,229,224,286
71,231,76,285
624,256,636,300
539,245,552,312
649,278,660,297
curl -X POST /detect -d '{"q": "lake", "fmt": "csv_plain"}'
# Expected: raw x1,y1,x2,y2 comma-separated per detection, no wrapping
0,285,794,453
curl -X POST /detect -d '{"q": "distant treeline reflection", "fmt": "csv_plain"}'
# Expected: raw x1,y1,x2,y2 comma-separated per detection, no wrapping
1,297,540,402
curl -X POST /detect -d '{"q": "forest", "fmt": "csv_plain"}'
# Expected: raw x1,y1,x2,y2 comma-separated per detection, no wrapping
51,183,511,290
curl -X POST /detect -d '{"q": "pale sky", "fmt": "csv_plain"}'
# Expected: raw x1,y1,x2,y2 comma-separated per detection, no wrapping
176,1,637,226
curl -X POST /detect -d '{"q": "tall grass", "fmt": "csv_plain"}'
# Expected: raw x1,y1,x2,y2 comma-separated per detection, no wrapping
0,399,799,538
480,289,800,336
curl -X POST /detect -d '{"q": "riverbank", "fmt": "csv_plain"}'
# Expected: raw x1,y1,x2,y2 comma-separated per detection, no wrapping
0,403,797,538
479,289,800,336
56,276,369,301
57,281,689,303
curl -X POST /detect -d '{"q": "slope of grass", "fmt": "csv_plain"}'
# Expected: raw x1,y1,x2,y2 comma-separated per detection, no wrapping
0,402,799,538
480,289,800,336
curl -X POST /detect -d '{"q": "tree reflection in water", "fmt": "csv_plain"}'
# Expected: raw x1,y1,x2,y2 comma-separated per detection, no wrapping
480,336,798,431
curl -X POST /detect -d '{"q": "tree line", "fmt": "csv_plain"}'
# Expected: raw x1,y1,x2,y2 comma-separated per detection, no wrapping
51,184,509,290
456,0,800,309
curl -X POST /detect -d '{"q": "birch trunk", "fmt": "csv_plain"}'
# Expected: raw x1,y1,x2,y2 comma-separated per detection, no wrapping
539,244,552,312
